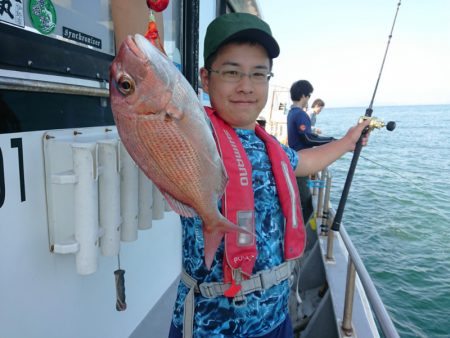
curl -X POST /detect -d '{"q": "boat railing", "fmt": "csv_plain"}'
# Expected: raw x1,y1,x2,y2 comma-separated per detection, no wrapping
314,169,400,338
0,70,109,97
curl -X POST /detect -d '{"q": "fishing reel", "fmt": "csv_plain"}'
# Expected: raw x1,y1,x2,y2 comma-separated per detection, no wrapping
358,116,396,132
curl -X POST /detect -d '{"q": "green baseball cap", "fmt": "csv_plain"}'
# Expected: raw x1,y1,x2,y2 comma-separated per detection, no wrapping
204,12,280,62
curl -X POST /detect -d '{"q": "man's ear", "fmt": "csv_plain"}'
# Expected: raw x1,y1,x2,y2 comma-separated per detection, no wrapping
199,67,210,93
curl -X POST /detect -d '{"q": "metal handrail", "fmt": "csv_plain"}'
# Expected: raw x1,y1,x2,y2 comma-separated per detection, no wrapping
0,77,109,97
338,224,400,338
320,169,399,338
342,259,356,335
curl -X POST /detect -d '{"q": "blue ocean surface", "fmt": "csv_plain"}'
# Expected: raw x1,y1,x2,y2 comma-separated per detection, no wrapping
317,104,450,338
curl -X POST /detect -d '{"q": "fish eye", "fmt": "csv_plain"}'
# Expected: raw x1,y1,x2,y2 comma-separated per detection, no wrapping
118,74,135,95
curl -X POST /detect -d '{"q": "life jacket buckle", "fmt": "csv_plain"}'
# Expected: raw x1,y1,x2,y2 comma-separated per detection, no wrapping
224,269,247,306
232,294,247,307
223,278,242,298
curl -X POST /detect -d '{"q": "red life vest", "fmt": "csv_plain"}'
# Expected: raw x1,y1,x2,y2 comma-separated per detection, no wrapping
205,107,306,297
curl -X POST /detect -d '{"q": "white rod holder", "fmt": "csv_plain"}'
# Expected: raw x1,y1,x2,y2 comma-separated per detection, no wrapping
98,140,121,256
152,186,165,220
72,143,99,275
164,198,172,212
119,142,139,242
138,170,153,230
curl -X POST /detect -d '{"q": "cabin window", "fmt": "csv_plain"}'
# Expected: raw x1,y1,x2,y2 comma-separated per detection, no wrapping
0,89,113,134
163,0,182,71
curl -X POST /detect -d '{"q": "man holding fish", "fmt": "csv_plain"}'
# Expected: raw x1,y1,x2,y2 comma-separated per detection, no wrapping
110,11,369,338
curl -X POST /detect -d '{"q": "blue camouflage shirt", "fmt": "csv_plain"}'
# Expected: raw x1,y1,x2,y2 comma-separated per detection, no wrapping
171,128,298,337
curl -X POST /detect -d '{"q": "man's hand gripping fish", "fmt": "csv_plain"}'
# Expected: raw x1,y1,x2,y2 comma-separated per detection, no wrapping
110,34,242,269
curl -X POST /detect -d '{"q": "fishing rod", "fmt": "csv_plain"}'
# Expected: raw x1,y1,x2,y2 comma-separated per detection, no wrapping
331,1,401,232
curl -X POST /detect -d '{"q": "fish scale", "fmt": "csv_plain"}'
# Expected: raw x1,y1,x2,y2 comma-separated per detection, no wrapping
137,120,205,210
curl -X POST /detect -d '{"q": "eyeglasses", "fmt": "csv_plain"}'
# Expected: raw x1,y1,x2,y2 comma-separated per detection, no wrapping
207,68,273,84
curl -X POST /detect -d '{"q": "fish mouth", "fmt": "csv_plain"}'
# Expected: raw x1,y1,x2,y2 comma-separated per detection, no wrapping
109,35,146,92
109,38,139,98
124,35,147,61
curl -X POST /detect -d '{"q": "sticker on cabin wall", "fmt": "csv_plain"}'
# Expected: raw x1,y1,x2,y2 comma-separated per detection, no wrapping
0,0,25,27
63,27,102,50
28,0,56,35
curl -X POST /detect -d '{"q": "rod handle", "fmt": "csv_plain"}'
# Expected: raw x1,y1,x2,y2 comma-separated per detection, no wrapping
114,269,127,311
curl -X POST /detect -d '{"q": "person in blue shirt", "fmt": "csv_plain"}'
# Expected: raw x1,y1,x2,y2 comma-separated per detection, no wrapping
287,80,335,223
287,81,335,151
169,13,370,338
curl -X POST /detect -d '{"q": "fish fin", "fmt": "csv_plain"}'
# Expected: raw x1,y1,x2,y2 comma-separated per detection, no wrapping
216,166,229,199
165,104,184,120
203,217,251,270
162,192,197,217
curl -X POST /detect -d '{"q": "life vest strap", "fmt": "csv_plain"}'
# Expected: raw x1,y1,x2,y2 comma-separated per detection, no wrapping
180,261,296,336
198,261,295,297
181,270,197,338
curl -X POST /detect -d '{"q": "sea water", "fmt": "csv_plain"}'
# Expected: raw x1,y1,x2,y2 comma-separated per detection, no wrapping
317,104,450,338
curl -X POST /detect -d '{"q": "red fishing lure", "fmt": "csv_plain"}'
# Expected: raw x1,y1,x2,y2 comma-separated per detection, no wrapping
144,11,166,55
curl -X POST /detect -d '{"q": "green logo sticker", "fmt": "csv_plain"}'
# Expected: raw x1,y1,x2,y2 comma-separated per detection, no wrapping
29,0,57,35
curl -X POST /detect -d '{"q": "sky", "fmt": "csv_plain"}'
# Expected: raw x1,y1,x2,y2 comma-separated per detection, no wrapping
258,0,450,108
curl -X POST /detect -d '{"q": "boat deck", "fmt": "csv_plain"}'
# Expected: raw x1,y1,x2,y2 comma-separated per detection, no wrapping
130,278,179,338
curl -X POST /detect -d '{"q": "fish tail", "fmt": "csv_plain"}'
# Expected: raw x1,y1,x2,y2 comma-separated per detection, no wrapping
203,230,225,270
203,217,251,270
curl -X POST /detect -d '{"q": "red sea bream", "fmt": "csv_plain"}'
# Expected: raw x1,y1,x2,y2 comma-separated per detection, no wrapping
109,34,239,269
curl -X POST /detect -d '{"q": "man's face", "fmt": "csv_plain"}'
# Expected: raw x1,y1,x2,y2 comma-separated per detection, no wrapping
300,94,311,109
200,43,271,130
313,105,323,114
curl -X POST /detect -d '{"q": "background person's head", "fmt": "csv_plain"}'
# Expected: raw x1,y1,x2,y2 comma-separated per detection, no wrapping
311,98,325,114
290,80,313,109
200,13,280,129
